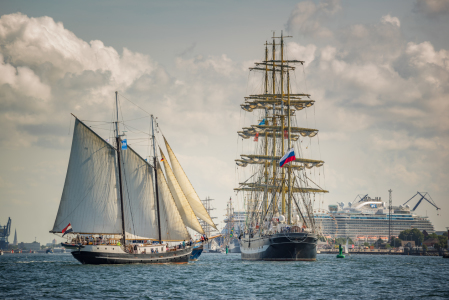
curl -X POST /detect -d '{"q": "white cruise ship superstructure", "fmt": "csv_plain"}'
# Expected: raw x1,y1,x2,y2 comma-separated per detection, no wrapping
314,195,435,241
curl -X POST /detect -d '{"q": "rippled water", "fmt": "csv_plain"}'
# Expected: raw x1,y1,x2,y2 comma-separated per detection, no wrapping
0,253,448,299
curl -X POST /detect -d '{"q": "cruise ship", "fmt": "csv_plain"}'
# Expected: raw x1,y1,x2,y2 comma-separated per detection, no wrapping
314,195,435,241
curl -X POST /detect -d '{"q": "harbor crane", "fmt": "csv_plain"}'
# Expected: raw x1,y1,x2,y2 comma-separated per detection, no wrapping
0,217,11,250
402,192,440,211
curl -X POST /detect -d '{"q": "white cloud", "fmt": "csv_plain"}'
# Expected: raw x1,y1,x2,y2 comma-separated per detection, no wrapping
286,0,341,38
381,14,401,27
414,0,449,17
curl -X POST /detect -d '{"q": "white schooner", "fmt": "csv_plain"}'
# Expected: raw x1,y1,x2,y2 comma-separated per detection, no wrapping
51,92,216,264
236,32,328,261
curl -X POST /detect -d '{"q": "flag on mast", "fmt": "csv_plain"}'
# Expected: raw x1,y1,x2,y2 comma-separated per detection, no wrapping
254,132,259,142
279,148,296,168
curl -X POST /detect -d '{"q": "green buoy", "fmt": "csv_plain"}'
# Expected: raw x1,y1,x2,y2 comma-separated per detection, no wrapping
336,244,345,258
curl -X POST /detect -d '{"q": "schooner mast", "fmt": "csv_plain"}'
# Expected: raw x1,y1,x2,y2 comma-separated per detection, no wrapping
151,114,162,244
114,91,127,247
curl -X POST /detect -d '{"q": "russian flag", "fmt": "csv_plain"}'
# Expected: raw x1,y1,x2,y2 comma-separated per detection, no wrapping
62,223,73,237
279,148,296,168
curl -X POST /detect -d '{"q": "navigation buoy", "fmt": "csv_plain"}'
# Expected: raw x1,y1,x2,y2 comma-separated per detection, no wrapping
337,244,345,258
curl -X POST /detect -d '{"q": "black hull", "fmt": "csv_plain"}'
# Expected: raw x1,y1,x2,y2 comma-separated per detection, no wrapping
71,247,192,265
240,232,317,261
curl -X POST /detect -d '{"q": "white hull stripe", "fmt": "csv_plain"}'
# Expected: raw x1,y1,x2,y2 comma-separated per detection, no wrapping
240,245,269,254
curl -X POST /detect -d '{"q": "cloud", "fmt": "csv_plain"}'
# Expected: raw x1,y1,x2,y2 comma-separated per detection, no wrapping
286,0,341,38
414,0,449,17
283,10,449,223
0,12,252,242
381,14,401,27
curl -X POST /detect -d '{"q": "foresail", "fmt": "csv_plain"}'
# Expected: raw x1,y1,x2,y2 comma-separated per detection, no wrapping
164,137,218,230
160,149,205,234
157,162,191,241
120,146,159,240
52,119,122,234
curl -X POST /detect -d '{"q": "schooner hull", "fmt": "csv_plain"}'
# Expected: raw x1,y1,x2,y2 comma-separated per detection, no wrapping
240,232,317,261
71,246,192,265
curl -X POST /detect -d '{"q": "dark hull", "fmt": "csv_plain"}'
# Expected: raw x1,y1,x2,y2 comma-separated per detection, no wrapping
71,247,192,265
240,232,317,261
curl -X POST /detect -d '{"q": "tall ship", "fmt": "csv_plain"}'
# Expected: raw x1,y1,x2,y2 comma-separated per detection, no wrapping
223,198,241,253
235,32,328,261
315,194,438,241
50,92,217,264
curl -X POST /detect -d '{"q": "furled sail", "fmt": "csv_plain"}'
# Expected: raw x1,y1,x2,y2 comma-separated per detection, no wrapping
52,119,122,234
160,149,205,234
120,146,159,240
156,162,191,241
164,137,218,230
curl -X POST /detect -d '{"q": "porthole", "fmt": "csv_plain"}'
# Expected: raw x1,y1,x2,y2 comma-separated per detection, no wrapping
97,247,99,249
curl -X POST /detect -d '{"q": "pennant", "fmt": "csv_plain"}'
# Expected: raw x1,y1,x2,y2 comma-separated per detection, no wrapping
160,157,164,162
254,132,259,142
259,119,265,126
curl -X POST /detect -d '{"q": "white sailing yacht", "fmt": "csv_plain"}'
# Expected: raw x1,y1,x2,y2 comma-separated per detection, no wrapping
51,92,216,264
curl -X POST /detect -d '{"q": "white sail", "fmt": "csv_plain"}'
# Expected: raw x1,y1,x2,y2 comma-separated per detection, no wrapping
52,119,122,234
156,162,191,241
345,238,349,254
160,149,205,234
120,146,159,240
164,137,218,230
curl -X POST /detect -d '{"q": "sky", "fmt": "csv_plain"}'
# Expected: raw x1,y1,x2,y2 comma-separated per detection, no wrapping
0,0,448,244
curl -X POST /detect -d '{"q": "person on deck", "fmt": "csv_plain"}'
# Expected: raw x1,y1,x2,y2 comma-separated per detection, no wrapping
182,240,186,249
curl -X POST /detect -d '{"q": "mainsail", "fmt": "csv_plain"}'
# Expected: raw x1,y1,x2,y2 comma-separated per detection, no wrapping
120,146,159,239
160,149,205,234
164,137,218,230
52,119,122,234
156,162,191,241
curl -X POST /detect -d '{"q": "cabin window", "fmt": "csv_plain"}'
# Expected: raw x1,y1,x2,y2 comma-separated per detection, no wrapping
113,248,114,250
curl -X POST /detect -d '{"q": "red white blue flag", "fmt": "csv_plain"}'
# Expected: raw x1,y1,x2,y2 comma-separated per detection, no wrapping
62,223,73,237
279,148,296,168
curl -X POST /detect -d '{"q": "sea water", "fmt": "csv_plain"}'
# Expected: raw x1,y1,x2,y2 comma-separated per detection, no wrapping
0,253,448,299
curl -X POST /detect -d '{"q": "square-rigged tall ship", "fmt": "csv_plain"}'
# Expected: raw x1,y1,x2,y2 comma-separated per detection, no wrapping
235,32,328,261
50,92,217,264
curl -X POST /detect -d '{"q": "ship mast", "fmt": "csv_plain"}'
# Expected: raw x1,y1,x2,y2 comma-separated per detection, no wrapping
115,91,126,246
151,115,162,244
235,32,328,230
